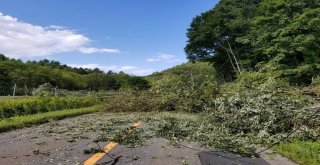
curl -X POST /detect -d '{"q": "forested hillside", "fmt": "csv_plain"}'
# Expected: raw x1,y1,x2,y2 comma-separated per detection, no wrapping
0,54,149,95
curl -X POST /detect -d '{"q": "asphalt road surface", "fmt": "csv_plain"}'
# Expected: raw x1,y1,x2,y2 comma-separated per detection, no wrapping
0,113,297,165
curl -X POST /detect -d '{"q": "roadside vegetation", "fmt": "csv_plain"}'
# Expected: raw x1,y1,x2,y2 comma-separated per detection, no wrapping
101,1,320,159
0,105,101,132
273,140,320,165
0,96,97,119
0,0,319,164
0,54,150,95
102,62,319,157
0,55,151,131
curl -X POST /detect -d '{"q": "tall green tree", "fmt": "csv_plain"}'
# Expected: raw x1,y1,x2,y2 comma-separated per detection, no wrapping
242,0,320,84
0,68,11,88
186,0,320,84
247,0,320,69
185,0,261,80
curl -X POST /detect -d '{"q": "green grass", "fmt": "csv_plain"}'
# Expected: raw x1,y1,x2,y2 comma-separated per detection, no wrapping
0,96,35,102
0,105,101,132
273,140,320,165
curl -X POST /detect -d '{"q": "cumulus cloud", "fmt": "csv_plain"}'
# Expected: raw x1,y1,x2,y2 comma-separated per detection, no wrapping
0,12,119,58
146,53,182,63
68,64,153,76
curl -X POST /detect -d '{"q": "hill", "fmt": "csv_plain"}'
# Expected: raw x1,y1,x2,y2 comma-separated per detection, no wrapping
0,54,149,95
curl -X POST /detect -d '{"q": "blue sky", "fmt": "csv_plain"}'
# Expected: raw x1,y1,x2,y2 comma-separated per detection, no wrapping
0,0,218,75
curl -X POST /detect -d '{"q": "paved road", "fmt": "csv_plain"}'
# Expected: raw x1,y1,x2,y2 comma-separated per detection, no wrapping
0,113,297,165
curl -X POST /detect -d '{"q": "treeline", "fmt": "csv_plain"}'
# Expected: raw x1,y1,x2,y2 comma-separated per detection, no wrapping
185,0,320,85
0,54,150,91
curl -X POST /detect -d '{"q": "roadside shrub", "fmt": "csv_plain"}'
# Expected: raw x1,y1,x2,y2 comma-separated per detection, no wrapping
32,83,54,96
0,97,98,119
150,63,220,112
282,64,320,86
310,76,320,96
103,80,219,113
229,71,290,91
311,76,320,86
103,90,162,112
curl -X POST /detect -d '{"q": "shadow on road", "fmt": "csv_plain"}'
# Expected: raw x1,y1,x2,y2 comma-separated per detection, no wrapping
198,151,269,165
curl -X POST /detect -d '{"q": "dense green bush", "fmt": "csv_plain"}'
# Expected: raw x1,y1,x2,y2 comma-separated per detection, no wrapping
311,76,320,86
281,64,320,86
104,62,219,113
103,90,162,112
217,71,293,95
32,83,55,96
0,97,97,119
150,62,219,112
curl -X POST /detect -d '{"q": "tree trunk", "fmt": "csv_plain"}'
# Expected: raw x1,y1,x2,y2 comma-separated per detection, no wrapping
218,43,240,75
227,41,241,73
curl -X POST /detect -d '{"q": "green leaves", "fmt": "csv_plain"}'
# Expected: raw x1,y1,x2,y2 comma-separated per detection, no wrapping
250,0,320,70
0,55,150,93
185,0,261,80
0,97,97,119
186,0,320,84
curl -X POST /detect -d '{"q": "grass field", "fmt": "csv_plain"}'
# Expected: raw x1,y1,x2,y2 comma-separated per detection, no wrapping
0,105,102,132
273,140,320,165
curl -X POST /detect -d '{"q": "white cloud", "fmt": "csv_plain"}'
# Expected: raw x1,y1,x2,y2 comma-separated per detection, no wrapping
130,69,154,75
67,64,118,72
68,64,153,76
47,25,66,30
146,53,182,63
120,66,137,71
79,47,120,54
0,12,119,58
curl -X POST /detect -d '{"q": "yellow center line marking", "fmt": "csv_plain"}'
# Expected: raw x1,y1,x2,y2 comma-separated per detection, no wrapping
83,121,141,165
132,121,141,127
